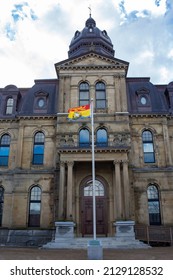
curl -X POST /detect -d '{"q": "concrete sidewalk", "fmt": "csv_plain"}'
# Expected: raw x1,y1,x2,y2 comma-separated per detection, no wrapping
0,246,173,260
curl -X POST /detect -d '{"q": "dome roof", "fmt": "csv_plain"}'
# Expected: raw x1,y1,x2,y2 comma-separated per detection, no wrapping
68,16,115,58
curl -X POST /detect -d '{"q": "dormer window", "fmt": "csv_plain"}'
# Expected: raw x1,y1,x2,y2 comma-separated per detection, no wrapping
136,87,151,112
34,91,49,113
37,98,45,108
6,97,13,115
89,27,93,32
140,96,147,105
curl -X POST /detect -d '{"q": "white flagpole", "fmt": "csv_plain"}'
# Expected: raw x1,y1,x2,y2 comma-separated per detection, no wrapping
91,98,96,240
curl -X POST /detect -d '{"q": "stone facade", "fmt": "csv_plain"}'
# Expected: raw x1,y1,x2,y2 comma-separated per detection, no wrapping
0,16,173,245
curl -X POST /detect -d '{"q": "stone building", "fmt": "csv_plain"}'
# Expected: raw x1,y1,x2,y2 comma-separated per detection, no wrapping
0,16,173,245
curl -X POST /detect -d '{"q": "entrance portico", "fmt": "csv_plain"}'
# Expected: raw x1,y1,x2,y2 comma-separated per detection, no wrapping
57,150,132,237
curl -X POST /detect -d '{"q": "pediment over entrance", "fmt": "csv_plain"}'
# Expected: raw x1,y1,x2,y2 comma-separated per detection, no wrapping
55,52,129,73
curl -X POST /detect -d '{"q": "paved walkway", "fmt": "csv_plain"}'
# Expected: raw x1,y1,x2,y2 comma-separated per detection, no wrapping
0,246,173,260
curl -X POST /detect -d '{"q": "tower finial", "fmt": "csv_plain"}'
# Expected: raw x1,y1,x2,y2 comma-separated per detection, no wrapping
88,5,92,17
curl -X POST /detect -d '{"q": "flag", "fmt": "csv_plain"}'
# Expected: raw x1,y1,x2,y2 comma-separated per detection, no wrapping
68,104,90,120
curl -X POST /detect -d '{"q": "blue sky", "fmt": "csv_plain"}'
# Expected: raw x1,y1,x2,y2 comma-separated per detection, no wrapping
0,0,172,87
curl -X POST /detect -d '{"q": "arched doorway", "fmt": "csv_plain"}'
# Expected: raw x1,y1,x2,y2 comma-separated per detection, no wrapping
80,178,108,237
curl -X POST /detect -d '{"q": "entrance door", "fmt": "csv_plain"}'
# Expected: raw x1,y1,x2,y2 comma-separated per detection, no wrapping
81,179,107,236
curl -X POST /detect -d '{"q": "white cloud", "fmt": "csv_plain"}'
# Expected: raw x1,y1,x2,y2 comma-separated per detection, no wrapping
0,0,172,87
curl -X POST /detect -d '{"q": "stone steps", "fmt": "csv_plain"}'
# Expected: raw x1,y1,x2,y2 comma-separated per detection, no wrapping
43,237,149,249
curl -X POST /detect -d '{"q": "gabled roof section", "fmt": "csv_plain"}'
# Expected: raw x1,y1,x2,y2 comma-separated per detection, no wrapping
55,52,129,74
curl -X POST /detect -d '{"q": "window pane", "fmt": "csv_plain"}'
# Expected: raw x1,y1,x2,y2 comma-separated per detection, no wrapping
96,91,105,99
143,143,154,153
96,100,106,109
95,82,106,109
142,131,153,142
34,145,44,155
80,92,89,100
29,202,41,214
0,147,9,166
35,132,44,143
147,186,158,199
96,129,107,146
0,147,10,156
33,132,44,165
144,153,155,163
30,187,41,201
6,98,13,114
80,100,89,106
80,83,89,90
147,185,161,225
79,129,90,147
84,180,105,196
96,82,105,90
79,82,90,106
1,135,11,145
142,130,155,163
148,201,160,214
33,155,44,165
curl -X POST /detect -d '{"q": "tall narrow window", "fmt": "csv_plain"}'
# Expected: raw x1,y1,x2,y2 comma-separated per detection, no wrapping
79,128,90,147
95,82,106,109
28,186,41,227
6,98,14,115
0,187,4,226
0,134,11,166
142,130,155,163
96,128,108,147
147,185,161,225
79,82,90,106
32,132,45,165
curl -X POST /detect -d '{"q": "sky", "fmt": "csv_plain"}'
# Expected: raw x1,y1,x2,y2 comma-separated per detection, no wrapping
0,0,173,88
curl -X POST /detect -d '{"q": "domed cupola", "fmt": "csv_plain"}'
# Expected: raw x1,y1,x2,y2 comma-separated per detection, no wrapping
68,16,115,58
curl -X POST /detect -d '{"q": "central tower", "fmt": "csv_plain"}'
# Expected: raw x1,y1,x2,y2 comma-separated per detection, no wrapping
68,15,115,58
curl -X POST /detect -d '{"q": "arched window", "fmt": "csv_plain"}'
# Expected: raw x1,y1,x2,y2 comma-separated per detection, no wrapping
32,132,45,165
79,82,90,106
142,130,155,163
79,128,90,147
147,185,161,225
95,82,106,109
84,180,105,196
0,187,4,226
6,97,14,115
28,186,41,227
96,128,108,147
0,134,11,166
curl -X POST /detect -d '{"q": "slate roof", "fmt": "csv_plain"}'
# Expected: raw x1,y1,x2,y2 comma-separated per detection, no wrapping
126,78,169,114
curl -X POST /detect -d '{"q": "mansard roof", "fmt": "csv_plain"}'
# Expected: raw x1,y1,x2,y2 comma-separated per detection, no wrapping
126,78,169,114
0,79,58,118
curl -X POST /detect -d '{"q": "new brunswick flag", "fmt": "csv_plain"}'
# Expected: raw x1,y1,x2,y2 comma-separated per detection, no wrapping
68,104,90,120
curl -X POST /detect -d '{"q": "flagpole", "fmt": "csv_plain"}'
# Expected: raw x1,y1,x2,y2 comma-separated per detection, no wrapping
91,98,96,240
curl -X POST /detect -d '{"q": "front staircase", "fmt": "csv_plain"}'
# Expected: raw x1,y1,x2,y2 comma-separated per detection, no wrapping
42,237,149,249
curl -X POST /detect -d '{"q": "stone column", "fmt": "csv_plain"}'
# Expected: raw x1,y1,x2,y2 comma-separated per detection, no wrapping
114,160,123,219
122,160,130,219
16,125,24,168
120,74,128,112
114,75,121,112
162,122,172,166
58,161,65,219
66,161,74,220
